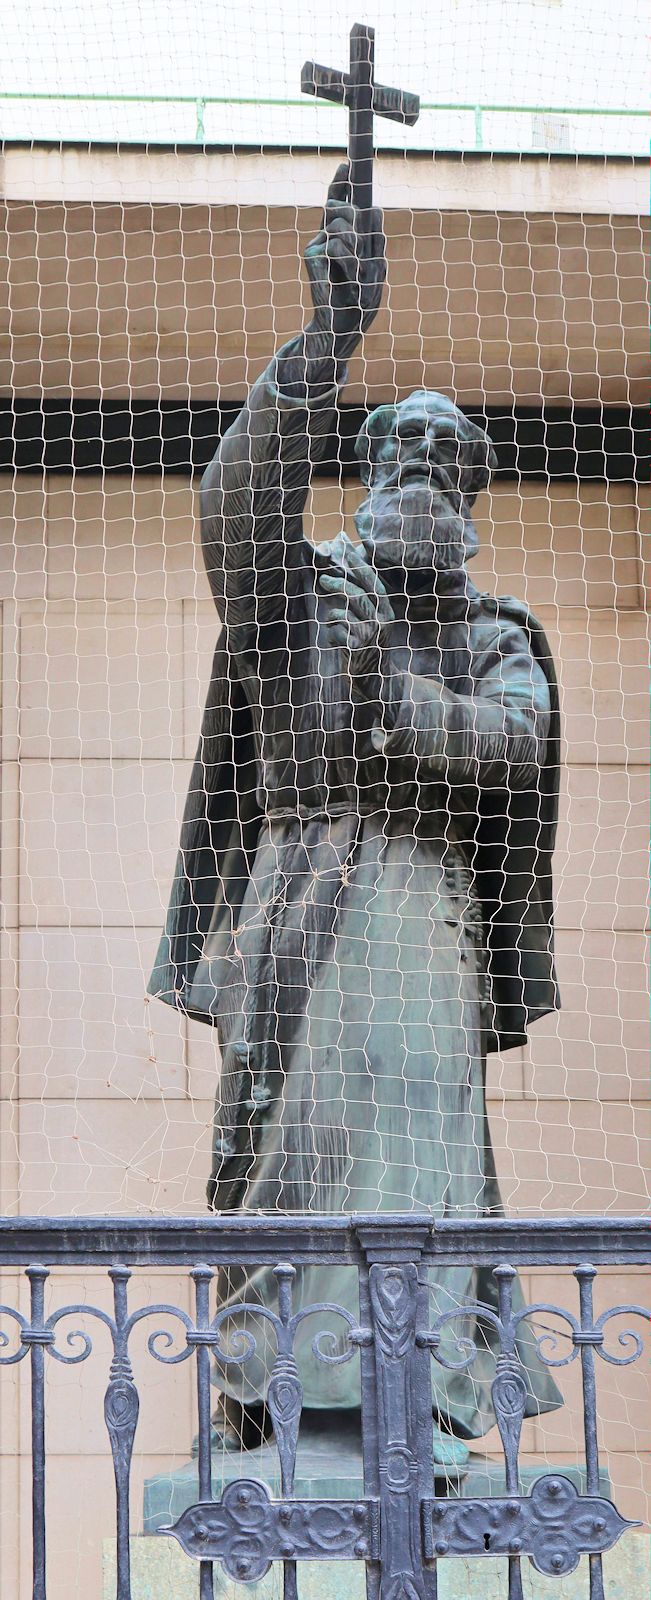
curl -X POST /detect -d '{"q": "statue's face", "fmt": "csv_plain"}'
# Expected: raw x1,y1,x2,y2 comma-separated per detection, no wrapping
353,392,483,576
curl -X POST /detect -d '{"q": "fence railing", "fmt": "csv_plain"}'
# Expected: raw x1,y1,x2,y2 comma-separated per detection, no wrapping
0,1214,649,1600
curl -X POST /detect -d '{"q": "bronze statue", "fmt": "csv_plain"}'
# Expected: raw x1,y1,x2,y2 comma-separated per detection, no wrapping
149,153,562,1456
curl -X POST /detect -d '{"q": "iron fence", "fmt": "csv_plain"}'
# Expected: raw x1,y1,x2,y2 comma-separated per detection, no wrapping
0,1214,649,1600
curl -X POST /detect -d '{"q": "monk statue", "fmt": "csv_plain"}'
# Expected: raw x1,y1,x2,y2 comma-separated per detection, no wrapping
149,162,562,1459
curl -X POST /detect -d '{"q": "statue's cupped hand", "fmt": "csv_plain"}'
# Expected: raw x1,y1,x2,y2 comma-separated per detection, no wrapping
304,161,386,355
316,547,393,698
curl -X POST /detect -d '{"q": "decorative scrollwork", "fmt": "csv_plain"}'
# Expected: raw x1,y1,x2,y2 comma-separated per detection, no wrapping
105,1374,139,1438
420,1296,503,1372
125,1303,196,1365
370,1264,418,1361
292,1302,361,1366
492,1354,528,1488
511,1303,581,1369
591,1304,650,1366
2,1287,201,1371
422,1288,583,1374
203,1289,361,1372
267,1356,303,1497
0,1305,31,1369
267,1364,302,1431
206,1300,280,1365
11,1292,219,1370
0,1303,30,1365
44,1303,115,1365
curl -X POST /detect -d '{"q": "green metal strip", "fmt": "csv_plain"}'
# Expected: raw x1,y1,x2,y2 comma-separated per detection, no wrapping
0,91,645,115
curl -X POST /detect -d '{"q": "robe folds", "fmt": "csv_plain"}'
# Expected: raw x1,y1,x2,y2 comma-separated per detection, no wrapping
149,346,562,1433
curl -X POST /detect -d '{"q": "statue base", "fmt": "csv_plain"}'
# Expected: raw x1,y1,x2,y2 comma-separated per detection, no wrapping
103,1536,649,1600
131,1414,623,1599
142,1411,610,1532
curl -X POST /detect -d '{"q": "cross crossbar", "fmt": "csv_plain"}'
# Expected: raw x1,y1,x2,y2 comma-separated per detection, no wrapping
301,22,420,215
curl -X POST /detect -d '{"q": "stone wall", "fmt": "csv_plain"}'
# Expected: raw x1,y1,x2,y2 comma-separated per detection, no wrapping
0,467,648,1594
0,130,648,1593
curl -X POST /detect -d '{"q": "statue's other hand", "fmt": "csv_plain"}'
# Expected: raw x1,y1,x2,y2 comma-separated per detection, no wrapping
304,161,386,352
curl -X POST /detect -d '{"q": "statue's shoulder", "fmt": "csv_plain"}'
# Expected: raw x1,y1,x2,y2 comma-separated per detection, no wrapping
473,590,550,647
473,591,558,692
476,589,532,626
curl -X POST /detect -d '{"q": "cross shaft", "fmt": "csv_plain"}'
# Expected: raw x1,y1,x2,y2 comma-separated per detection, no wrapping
301,23,420,215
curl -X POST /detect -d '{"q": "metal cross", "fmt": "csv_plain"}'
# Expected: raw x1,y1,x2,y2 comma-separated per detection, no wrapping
301,23,420,218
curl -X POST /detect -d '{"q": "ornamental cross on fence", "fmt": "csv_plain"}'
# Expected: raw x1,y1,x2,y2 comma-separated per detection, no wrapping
301,22,420,216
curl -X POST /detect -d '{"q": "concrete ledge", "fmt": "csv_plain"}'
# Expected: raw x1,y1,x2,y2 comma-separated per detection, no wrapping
2,145,646,213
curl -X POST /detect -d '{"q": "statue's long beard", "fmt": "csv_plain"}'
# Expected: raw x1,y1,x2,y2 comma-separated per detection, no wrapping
354,483,476,575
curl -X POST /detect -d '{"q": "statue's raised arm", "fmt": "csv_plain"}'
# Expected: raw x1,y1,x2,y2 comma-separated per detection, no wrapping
200,163,386,630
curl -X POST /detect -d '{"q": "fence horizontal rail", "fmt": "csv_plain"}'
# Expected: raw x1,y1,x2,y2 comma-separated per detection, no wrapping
0,1213,648,1267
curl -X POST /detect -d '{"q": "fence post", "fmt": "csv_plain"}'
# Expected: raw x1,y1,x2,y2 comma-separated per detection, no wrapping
575,1264,605,1600
25,1264,50,1600
104,1266,139,1600
356,1222,436,1600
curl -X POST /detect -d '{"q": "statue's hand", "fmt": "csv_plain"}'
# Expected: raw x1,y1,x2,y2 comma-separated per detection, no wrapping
316,556,393,697
304,162,386,359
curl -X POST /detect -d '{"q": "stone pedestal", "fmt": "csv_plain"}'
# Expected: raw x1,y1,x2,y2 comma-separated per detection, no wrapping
102,1536,650,1600
142,1413,610,1534
144,1412,365,1530
121,1416,629,1600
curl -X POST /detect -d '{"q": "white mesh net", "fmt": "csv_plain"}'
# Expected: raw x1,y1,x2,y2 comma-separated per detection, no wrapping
0,1,649,1595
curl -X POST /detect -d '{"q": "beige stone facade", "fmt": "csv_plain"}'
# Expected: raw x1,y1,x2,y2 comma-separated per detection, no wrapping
0,150,649,1592
1,468,649,1593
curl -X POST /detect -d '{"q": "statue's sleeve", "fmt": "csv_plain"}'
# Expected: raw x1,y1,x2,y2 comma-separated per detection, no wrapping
200,337,342,630
371,622,551,792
